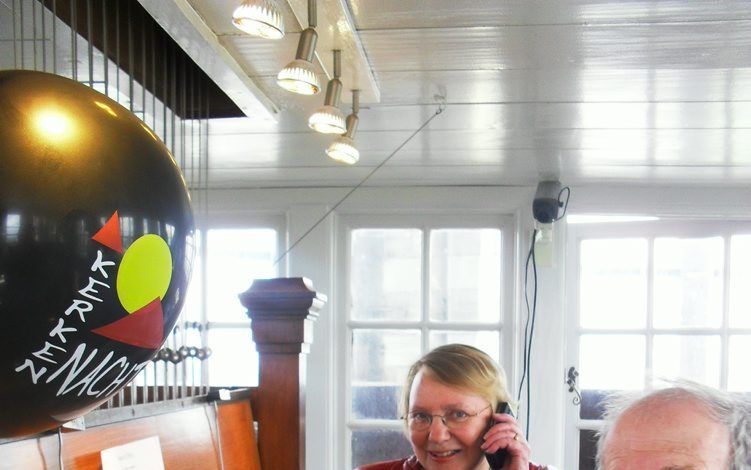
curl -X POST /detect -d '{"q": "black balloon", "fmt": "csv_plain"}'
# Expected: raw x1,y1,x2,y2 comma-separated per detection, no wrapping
0,70,194,437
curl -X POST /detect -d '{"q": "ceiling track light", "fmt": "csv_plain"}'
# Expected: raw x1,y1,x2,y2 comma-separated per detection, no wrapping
326,89,360,164
232,0,285,39
277,0,320,95
309,50,346,134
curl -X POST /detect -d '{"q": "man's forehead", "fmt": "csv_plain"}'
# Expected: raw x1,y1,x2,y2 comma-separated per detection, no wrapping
610,436,701,453
601,397,731,470
603,440,713,470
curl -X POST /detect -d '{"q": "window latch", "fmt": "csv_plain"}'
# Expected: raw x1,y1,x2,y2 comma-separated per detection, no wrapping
565,366,582,406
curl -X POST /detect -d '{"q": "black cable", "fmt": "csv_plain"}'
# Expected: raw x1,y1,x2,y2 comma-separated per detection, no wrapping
516,229,538,440
555,186,572,221
516,229,536,403
525,230,538,440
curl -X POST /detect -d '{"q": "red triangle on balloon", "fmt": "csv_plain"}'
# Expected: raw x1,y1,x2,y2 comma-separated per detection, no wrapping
92,211,123,254
91,298,164,350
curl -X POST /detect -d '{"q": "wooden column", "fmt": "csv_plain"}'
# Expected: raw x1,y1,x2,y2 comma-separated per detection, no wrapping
240,277,326,470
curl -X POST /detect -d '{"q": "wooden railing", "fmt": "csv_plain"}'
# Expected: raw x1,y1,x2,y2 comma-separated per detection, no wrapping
241,277,326,470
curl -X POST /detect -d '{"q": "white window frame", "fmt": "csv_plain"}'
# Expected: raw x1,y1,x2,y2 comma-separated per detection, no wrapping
195,214,286,387
336,213,517,468
563,218,751,469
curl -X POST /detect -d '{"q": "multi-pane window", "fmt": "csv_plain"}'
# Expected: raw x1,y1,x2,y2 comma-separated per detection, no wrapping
343,216,511,468
182,227,278,388
565,220,751,470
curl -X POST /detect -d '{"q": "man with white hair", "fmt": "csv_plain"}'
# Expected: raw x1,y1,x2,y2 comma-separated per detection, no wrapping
596,381,751,470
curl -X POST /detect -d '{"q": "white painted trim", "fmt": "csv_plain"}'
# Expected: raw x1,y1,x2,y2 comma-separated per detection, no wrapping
347,419,405,429
567,185,751,218
337,216,354,468
563,221,581,470
285,203,335,470
575,327,751,335
348,321,504,329
206,322,249,328
204,186,534,214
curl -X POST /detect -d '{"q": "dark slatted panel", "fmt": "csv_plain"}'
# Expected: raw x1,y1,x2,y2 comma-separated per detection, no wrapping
41,0,243,119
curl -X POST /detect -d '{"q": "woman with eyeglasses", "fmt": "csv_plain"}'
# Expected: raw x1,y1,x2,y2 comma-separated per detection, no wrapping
357,344,548,470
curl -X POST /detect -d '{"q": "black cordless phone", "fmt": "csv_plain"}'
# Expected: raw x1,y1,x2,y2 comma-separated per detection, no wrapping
485,402,514,469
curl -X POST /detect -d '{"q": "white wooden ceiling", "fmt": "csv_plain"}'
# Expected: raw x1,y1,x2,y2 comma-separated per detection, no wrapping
133,1,751,188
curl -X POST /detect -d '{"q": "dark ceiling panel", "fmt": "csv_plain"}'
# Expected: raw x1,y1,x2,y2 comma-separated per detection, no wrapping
43,0,243,119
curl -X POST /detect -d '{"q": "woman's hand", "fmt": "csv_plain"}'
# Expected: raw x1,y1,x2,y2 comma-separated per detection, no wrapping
480,412,531,470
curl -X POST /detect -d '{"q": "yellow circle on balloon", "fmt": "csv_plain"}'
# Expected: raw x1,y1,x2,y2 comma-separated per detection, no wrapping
116,234,173,313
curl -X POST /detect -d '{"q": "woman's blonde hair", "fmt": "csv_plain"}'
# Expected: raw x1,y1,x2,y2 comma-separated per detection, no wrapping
399,344,514,420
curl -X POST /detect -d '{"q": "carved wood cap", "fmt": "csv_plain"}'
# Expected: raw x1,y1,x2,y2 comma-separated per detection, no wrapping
239,277,327,320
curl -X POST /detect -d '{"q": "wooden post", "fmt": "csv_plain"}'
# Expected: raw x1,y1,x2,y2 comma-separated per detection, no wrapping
240,277,326,470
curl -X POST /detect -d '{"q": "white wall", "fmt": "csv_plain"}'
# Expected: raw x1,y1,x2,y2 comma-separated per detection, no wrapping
202,183,751,470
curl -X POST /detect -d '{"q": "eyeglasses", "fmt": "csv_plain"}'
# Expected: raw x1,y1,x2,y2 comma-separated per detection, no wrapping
402,404,491,431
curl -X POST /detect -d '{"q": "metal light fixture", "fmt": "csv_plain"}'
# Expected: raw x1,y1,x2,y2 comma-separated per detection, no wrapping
308,50,346,134
232,0,285,39
277,0,320,95
326,90,360,164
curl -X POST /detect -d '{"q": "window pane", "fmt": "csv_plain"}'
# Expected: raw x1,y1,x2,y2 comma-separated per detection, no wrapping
206,228,276,323
181,229,202,323
351,428,413,469
352,384,401,421
580,335,645,391
729,335,751,392
351,229,422,321
730,235,751,328
653,237,723,328
429,229,501,323
579,389,609,420
207,328,258,387
429,330,500,364
652,335,721,387
579,429,598,470
352,329,421,419
580,239,647,328
185,327,202,355
3,213,21,242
